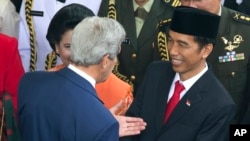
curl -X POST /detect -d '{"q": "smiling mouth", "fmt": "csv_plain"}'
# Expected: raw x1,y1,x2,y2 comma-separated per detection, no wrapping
171,59,182,66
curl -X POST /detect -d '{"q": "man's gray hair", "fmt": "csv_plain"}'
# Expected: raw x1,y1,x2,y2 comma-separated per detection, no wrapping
70,16,126,66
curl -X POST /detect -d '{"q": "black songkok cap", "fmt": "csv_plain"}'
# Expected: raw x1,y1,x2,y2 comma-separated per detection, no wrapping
170,6,220,40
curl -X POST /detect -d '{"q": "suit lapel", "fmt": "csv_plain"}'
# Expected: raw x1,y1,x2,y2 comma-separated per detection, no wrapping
157,70,214,136
137,0,166,48
207,7,231,64
155,70,175,133
121,0,137,49
217,7,231,38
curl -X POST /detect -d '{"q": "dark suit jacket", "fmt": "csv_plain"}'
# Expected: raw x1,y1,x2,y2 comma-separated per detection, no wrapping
18,67,119,141
98,0,175,93
121,61,236,141
206,7,250,123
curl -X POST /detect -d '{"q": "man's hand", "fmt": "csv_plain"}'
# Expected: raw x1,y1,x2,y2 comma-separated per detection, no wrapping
110,101,147,137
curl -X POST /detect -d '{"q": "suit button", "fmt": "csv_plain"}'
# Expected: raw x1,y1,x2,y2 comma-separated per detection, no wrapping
132,54,136,59
130,75,136,81
231,72,235,77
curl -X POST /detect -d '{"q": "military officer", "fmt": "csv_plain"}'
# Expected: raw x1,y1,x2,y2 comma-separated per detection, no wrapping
98,0,179,93
18,0,102,72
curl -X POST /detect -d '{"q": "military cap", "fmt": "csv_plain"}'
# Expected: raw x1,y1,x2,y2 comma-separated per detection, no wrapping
170,6,220,40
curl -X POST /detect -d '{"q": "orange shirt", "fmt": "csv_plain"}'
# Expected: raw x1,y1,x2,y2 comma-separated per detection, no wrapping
49,64,133,115
96,73,133,115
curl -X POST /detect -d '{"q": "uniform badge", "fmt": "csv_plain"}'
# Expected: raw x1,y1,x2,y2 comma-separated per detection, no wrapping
164,0,181,7
221,35,243,52
30,10,44,17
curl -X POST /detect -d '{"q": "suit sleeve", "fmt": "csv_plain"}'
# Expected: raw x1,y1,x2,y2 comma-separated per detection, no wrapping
94,122,119,141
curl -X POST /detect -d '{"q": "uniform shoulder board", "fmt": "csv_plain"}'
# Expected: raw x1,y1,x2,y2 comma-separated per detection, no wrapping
232,12,250,25
157,18,172,32
164,0,181,7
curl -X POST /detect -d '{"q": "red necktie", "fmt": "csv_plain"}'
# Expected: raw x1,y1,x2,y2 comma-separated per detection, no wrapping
163,81,185,124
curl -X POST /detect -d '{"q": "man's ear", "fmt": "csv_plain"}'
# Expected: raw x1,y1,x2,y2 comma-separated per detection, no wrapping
100,54,110,69
202,43,213,59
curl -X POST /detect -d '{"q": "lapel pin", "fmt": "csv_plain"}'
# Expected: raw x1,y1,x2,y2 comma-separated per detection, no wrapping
186,99,191,107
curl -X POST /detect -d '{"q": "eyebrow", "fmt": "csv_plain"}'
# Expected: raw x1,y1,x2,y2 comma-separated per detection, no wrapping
168,35,189,46
177,40,189,46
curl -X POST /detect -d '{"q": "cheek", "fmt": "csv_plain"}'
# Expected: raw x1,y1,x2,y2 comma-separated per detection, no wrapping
60,50,71,61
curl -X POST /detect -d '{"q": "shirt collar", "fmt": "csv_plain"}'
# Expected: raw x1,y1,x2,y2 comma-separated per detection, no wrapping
133,0,154,13
68,64,96,88
218,5,222,16
174,63,208,91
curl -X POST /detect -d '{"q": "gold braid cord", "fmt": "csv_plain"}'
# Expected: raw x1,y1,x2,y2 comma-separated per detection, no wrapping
107,0,133,88
45,51,57,70
107,0,116,20
25,0,37,71
157,19,171,61
164,0,181,7
112,60,134,86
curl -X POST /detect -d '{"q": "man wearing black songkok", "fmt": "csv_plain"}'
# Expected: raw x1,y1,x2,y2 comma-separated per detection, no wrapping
120,6,236,141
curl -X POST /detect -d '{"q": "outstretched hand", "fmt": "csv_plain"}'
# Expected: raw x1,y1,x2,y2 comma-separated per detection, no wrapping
109,100,147,137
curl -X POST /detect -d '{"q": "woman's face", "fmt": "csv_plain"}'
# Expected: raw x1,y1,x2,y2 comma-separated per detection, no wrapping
55,30,73,65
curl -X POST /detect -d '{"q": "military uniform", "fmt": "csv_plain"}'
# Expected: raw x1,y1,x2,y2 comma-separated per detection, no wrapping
158,6,250,123
98,0,179,93
207,7,250,123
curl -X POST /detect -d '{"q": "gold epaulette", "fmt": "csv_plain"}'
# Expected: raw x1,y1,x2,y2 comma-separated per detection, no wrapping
112,60,134,89
157,19,172,31
233,12,250,25
157,19,171,61
164,0,181,7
